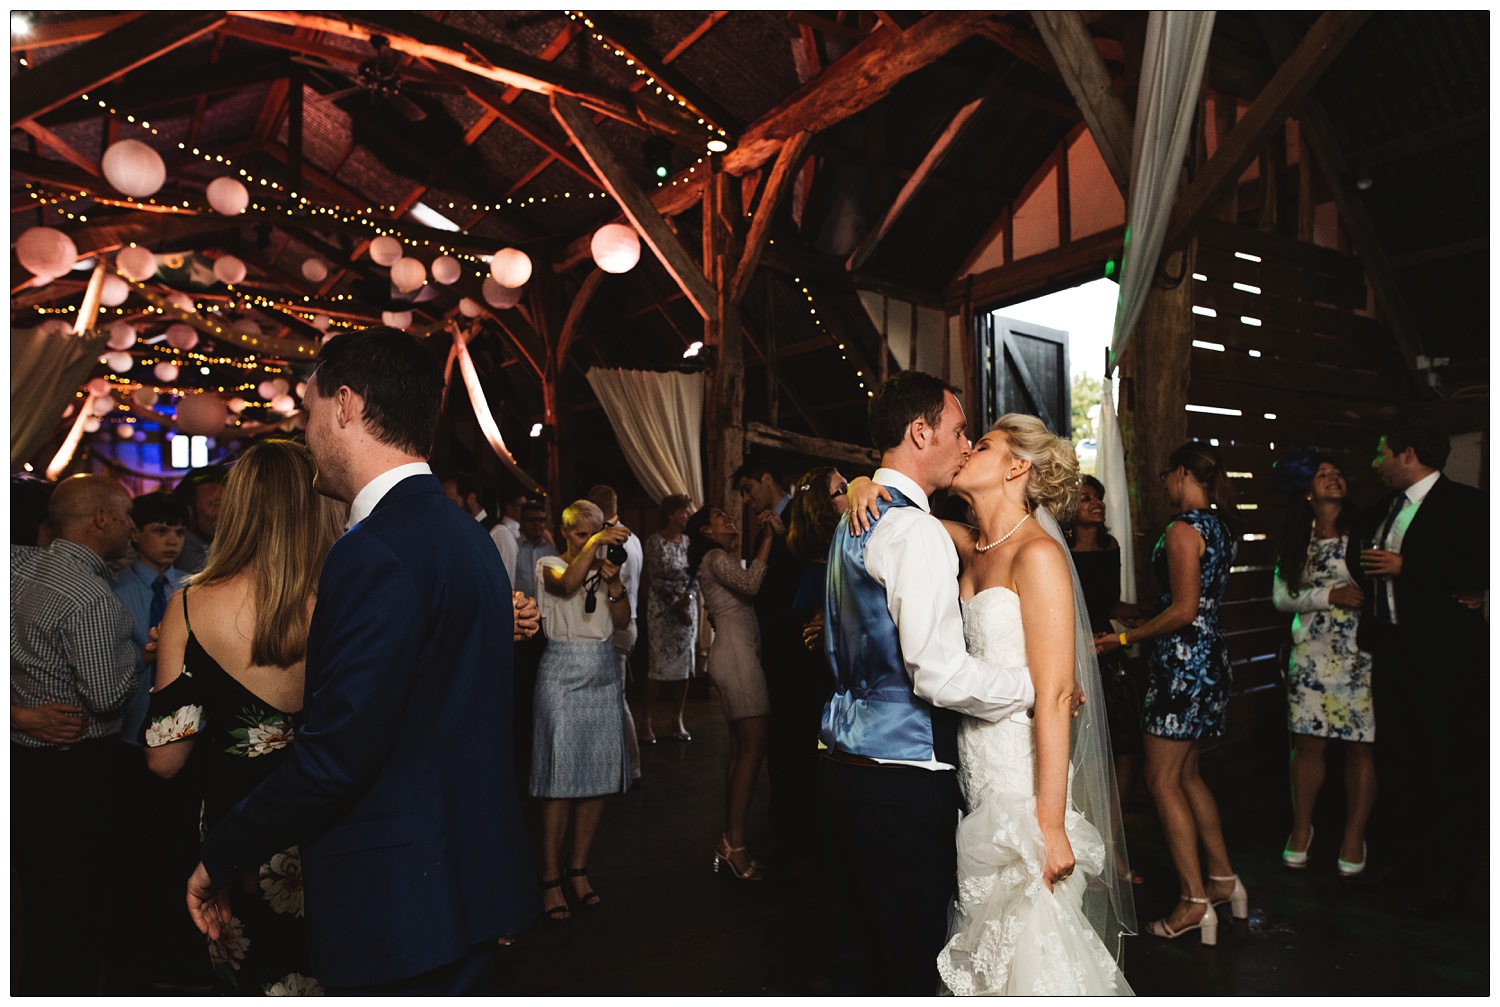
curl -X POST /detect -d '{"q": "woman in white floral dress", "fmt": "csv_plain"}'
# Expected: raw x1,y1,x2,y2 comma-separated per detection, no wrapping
146,440,344,995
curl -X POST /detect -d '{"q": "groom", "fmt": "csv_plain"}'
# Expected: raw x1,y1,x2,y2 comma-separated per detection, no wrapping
819,371,1037,995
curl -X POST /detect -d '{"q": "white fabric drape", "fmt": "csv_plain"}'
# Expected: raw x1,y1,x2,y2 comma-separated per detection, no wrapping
585,368,705,508
1099,10,1215,603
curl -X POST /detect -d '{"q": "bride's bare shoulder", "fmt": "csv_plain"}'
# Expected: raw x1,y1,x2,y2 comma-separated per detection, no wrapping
1011,530,1070,586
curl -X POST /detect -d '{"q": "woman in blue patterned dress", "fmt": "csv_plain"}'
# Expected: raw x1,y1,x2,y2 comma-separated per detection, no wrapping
1271,455,1374,876
145,440,345,994
1096,441,1243,943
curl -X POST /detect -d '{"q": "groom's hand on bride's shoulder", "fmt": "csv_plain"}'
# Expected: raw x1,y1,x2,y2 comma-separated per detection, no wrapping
845,477,891,535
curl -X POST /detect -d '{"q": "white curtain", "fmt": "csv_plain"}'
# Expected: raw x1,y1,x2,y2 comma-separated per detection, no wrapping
1099,10,1215,603
585,368,705,507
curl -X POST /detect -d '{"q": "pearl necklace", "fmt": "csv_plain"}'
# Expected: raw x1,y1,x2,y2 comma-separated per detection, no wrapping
975,512,1030,553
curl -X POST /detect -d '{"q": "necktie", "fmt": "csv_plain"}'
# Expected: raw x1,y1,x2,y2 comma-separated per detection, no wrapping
1372,494,1405,624
149,574,170,630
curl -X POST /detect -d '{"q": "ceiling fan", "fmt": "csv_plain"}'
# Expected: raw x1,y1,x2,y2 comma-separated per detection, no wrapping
297,35,458,122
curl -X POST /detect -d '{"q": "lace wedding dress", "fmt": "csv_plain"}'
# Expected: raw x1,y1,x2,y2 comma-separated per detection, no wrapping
936,586,1133,996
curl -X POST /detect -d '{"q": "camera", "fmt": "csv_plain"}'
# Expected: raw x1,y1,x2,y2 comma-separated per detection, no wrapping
605,543,628,567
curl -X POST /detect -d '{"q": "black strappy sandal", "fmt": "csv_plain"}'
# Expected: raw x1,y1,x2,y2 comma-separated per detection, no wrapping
565,867,601,908
540,877,570,921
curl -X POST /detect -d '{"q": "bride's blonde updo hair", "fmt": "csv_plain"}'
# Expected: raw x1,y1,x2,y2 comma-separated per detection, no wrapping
991,413,1080,523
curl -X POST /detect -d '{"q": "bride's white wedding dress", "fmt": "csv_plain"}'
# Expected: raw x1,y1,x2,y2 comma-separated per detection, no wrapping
936,587,1133,996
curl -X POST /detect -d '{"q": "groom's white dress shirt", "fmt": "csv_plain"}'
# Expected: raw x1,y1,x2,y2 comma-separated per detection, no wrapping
861,467,1036,770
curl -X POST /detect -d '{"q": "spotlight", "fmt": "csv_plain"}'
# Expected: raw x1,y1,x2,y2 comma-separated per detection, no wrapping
706,139,728,154
11,12,30,35
643,137,672,180
530,422,544,439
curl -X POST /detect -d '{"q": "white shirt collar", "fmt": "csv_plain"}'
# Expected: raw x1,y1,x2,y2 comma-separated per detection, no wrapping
1405,470,1440,505
347,462,432,529
873,467,930,513
473,508,489,524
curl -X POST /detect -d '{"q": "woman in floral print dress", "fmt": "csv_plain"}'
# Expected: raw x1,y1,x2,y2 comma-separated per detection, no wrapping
145,441,344,995
1271,454,1374,876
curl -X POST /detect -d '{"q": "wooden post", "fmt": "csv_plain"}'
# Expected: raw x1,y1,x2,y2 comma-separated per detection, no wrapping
1117,240,1197,588
704,163,744,510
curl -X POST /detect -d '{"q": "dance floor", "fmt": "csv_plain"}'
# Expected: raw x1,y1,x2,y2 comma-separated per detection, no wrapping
497,682,1489,996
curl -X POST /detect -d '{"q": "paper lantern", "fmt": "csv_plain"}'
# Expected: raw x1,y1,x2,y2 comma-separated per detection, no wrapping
590,224,641,274
16,227,77,279
104,351,134,373
270,377,290,395
311,313,331,331
92,395,116,416
482,278,522,309
213,255,247,285
271,393,297,414
116,245,156,282
302,258,328,283
165,323,198,350
87,378,113,398
206,176,249,215
101,139,166,198
390,257,426,292
370,235,402,266
381,310,413,329
431,255,462,285
489,247,532,287
83,416,101,433
106,321,137,350
39,318,71,338
295,381,307,397
176,393,229,436
458,297,483,318
154,362,179,382
99,274,130,307
168,290,196,313
257,380,279,399
132,387,158,409
116,424,137,441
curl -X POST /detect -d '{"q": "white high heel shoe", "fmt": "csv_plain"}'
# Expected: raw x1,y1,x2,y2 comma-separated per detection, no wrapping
1145,895,1218,946
1283,827,1313,869
1208,873,1249,920
1337,843,1367,877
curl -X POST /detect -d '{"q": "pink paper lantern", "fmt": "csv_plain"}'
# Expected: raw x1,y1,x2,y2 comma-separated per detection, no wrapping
87,377,113,398
213,255,247,285
458,297,483,318
431,255,462,285
489,247,532,287
390,257,427,292
99,274,130,307
106,321,137,350
206,176,249,215
302,258,329,283
482,278,522,309
116,246,156,282
590,223,641,274
104,351,133,373
165,323,198,350
370,236,403,266
16,227,77,279
176,393,229,436
154,362,179,382
101,139,165,198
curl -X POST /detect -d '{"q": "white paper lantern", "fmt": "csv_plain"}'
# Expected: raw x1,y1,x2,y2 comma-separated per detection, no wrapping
257,380,279,399
489,247,532,287
165,323,199,350
87,377,113,398
116,245,157,282
482,278,523,309
226,397,247,414
132,387,158,409
104,351,134,373
370,235,403,266
213,255,247,285
206,176,249,216
83,415,101,434
16,226,77,279
381,310,413,328
271,393,297,414
302,258,328,283
99,274,130,307
176,393,229,436
270,377,290,396
154,362,180,382
116,424,137,441
106,321,137,350
101,139,166,198
39,318,71,338
390,257,427,292
458,297,483,318
168,290,196,313
92,395,116,416
591,223,641,274
311,313,331,332
431,255,462,285
295,381,307,397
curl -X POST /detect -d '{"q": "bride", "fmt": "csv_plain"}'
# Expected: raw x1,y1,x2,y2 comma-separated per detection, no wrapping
850,413,1135,995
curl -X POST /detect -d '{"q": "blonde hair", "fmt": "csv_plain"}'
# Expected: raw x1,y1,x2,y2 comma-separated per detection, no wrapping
561,498,604,535
192,440,346,667
991,413,1080,524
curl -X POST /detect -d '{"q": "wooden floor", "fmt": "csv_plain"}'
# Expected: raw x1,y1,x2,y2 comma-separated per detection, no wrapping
495,683,1489,996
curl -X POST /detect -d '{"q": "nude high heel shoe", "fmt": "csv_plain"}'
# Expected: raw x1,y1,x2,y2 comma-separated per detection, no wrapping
1283,826,1313,869
1208,873,1249,920
1145,896,1217,946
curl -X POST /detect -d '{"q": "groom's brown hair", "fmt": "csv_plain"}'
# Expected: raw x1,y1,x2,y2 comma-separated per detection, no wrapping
868,371,959,452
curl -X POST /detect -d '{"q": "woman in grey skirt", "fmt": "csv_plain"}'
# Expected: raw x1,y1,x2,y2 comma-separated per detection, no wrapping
531,499,633,922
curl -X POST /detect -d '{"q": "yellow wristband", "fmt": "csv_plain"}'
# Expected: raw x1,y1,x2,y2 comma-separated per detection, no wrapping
1118,632,1129,648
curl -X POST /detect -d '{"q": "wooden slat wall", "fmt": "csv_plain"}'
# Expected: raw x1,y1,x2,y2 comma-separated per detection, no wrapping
1183,220,1412,693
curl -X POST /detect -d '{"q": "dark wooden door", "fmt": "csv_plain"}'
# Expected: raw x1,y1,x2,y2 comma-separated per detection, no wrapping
975,312,1071,436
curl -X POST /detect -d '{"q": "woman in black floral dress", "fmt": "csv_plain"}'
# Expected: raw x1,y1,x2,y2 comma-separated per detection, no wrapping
145,440,344,994
1095,442,1243,944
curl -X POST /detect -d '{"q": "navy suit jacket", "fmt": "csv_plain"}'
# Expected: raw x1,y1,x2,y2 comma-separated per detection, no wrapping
199,474,538,987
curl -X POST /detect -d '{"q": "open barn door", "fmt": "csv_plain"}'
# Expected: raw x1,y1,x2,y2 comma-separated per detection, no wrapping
975,312,1071,436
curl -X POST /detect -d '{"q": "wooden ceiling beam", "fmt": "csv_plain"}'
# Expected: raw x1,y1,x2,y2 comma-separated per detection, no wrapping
216,18,451,86
12,11,227,126
552,93,718,322
37,55,293,127
15,121,101,177
1387,236,1487,270
1031,12,1132,193
1164,11,1370,255
9,13,141,50
787,11,871,46
1345,110,1489,172
973,18,1060,78
442,70,601,187
732,131,811,306
582,12,744,134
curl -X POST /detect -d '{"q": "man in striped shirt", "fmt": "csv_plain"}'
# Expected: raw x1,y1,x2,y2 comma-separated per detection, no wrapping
12,473,140,994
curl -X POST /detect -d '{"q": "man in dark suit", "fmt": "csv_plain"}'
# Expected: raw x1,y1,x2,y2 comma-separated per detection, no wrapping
186,327,540,993
1360,421,1487,915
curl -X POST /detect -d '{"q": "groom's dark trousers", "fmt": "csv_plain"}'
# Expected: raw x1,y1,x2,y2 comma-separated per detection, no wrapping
818,755,960,995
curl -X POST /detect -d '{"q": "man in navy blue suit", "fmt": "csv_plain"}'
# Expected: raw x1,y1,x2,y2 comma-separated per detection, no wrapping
186,327,540,994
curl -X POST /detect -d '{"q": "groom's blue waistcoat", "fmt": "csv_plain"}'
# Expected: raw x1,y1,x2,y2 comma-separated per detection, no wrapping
820,487,958,764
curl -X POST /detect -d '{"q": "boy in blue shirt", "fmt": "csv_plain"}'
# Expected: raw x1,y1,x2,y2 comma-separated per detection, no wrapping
111,492,190,746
